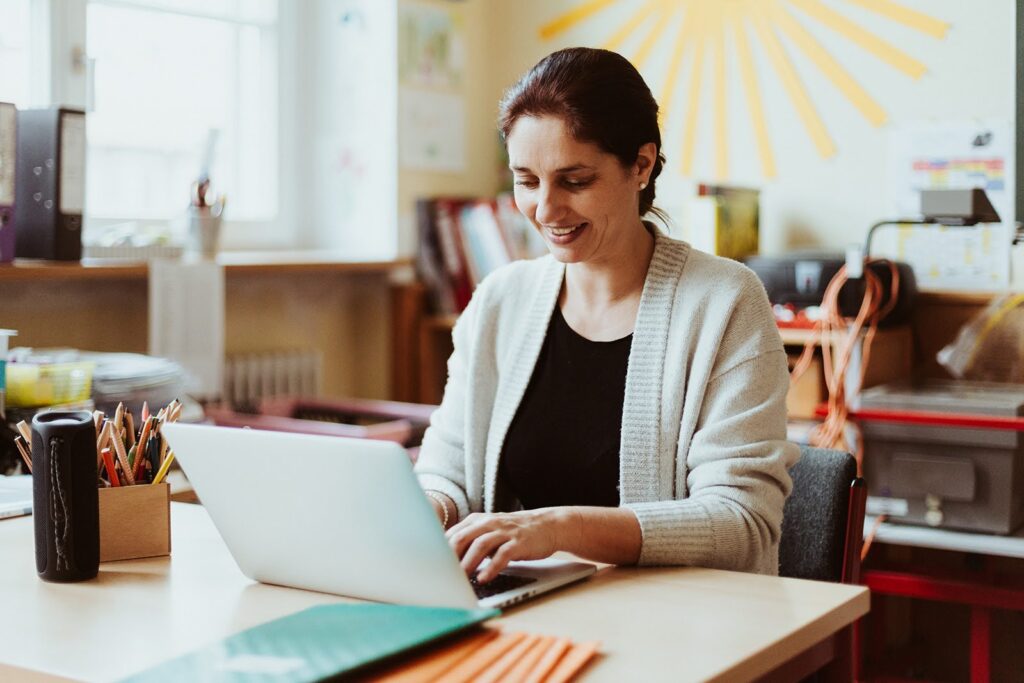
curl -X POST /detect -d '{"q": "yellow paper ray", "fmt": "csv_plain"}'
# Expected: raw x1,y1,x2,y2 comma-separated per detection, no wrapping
712,14,727,179
788,0,927,79
751,11,836,159
603,0,663,52
539,0,619,40
657,8,692,125
631,2,680,69
842,0,950,38
770,0,887,126
733,16,777,178
680,4,708,175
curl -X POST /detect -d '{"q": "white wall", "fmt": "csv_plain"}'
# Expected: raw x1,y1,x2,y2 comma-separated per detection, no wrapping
481,0,1016,255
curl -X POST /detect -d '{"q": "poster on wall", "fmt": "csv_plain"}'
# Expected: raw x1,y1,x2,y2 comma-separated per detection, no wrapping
399,2,465,89
400,88,465,172
885,120,1014,291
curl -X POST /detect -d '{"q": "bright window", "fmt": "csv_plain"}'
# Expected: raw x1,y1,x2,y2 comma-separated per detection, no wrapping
0,0,33,107
85,0,279,228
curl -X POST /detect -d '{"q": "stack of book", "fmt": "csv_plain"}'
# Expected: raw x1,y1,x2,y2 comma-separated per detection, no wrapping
416,195,546,315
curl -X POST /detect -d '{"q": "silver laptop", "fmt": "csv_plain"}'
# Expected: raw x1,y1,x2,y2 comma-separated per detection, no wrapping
162,423,595,609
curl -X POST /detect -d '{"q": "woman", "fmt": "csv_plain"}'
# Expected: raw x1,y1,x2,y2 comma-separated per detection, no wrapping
415,47,798,583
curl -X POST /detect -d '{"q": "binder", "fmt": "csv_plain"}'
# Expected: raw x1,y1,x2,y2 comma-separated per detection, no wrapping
14,107,86,261
0,102,15,263
119,603,499,683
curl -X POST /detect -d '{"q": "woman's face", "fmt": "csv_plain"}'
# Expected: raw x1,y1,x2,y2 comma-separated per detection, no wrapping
507,115,651,265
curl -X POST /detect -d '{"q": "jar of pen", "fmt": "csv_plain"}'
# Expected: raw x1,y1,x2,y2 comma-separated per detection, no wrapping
13,399,182,581
187,177,226,260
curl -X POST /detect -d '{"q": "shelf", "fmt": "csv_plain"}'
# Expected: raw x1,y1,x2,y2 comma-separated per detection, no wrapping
0,253,412,282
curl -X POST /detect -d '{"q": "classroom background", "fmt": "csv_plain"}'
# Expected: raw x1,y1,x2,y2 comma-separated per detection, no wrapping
2,1,1024,681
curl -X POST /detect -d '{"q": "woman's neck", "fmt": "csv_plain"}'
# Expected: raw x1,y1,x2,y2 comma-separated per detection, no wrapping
558,222,655,341
562,221,655,310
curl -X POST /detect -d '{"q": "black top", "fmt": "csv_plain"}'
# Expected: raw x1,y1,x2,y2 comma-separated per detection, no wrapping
499,306,632,509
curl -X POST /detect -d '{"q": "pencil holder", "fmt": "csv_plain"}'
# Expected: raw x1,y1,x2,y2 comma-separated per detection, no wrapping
98,482,171,562
31,410,99,582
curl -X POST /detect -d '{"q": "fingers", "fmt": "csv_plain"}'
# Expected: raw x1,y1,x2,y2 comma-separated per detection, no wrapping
460,531,506,577
477,542,517,583
446,513,490,558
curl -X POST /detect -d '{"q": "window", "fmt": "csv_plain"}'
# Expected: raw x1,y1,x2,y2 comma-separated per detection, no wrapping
0,1,34,107
85,0,280,237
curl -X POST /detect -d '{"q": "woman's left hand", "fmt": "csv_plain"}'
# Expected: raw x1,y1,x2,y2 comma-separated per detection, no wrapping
445,509,574,583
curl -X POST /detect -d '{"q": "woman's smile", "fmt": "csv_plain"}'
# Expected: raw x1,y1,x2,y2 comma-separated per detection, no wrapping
545,221,589,244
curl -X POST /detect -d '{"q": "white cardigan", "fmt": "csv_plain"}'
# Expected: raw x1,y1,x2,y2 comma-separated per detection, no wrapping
415,229,799,575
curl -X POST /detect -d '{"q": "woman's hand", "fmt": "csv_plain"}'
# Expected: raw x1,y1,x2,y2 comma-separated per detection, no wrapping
445,509,575,583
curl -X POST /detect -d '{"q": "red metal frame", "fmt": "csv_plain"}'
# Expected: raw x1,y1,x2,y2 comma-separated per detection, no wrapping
861,567,1024,682
814,405,1024,431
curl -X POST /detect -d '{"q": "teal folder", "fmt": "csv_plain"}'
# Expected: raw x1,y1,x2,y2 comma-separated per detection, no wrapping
120,603,500,683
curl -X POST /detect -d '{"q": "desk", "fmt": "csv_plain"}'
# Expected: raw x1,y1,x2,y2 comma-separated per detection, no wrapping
862,517,1024,681
0,504,868,682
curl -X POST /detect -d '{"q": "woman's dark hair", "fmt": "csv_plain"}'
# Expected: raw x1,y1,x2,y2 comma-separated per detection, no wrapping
498,47,667,221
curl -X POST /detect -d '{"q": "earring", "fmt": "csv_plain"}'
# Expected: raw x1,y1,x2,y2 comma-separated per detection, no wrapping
639,181,647,190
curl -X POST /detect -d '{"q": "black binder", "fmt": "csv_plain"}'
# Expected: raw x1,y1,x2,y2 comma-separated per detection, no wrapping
14,107,86,261
0,102,15,263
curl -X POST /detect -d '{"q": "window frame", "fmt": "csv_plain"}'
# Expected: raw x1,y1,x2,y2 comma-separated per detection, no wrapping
46,0,297,250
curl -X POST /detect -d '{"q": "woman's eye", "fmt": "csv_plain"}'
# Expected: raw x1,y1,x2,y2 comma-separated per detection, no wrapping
514,179,538,188
564,178,594,189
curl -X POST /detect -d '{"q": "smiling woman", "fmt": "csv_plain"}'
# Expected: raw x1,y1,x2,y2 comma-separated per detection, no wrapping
414,47,799,584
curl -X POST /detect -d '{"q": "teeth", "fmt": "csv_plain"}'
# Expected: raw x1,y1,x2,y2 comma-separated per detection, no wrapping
549,223,582,236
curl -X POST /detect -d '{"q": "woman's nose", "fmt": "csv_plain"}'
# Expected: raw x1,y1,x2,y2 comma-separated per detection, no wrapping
534,185,565,225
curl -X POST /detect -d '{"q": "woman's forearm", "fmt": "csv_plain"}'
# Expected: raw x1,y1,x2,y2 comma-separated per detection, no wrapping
552,506,643,565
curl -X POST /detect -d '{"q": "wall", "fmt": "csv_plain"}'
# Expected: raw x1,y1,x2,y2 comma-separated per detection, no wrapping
479,0,1016,256
395,0,502,257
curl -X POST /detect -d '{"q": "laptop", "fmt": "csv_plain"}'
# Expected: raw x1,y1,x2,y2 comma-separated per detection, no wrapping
162,423,596,610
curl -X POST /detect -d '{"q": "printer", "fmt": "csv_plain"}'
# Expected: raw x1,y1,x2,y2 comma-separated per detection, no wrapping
745,253,917,326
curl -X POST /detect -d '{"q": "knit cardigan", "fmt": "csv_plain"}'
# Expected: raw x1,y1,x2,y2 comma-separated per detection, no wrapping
415,229,800,575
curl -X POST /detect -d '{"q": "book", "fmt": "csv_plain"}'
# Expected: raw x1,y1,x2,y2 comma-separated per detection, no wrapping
433,198,474,312
458,201,512,284
119,603,499,683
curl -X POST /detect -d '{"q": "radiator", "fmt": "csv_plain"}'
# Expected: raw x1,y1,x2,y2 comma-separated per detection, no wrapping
222,350,322,408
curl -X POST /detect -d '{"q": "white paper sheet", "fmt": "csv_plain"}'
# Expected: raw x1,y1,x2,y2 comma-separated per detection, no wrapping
886,120,1014,290
147,259,224,399
399,88,465,172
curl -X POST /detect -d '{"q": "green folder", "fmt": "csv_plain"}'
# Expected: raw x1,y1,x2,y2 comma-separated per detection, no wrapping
119,603,500,683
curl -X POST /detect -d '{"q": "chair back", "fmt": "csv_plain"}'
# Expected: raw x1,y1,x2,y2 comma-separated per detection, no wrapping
779,446,866,583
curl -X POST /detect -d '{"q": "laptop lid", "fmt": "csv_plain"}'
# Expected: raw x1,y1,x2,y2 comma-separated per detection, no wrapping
163,423,480,609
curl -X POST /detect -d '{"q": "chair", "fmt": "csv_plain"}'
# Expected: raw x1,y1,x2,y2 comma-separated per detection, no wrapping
761,446,867,683
780,446,867,584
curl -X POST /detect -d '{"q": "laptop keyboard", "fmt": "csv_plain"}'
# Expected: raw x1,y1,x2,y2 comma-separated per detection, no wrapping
470,573,537,599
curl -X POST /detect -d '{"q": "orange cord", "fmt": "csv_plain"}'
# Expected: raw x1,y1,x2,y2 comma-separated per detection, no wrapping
789,259,900,475
788,259,901,564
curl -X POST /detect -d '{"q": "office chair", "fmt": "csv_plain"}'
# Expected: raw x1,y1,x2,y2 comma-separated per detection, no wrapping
763,446,867,683
779,446,867,584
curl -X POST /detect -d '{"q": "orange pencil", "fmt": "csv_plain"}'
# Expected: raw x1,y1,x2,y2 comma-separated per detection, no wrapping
133,416,155,481
101,448,119,486
111,427,135,486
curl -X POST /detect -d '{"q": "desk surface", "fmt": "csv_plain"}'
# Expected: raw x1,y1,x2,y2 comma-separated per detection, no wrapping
0,504,868,683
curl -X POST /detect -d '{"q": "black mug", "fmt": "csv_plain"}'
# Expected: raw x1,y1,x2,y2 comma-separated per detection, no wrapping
32,410,99,582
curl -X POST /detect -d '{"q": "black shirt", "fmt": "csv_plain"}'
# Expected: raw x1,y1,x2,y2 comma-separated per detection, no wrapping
499,306,632,509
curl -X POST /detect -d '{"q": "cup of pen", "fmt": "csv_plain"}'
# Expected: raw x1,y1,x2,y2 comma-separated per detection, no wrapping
187,194,225,260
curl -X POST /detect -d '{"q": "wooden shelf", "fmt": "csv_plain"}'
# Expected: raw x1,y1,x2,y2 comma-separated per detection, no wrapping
0,254,412,282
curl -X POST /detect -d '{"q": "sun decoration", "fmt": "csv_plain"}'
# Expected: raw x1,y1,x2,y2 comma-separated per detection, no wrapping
540,0,949,180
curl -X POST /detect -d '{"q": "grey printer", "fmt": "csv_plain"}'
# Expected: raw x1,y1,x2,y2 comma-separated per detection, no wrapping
859,380,1024,534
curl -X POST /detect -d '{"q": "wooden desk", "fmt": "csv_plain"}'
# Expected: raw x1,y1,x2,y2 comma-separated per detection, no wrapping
0,505,868,682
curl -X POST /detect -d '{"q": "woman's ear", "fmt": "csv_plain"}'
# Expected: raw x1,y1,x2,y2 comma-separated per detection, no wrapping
635,142,657,183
